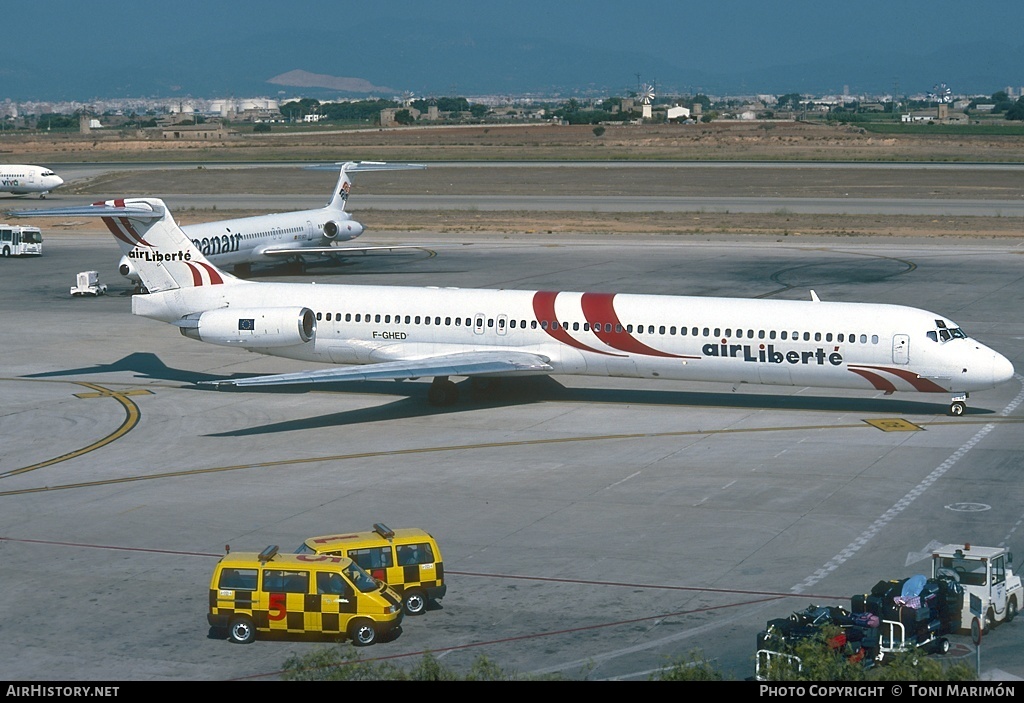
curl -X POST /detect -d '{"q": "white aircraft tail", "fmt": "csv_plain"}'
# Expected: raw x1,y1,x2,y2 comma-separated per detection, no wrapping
316,160,427,211
12,197,239,293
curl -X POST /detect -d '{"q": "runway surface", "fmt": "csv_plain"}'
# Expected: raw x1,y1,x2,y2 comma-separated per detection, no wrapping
1,228,1022,681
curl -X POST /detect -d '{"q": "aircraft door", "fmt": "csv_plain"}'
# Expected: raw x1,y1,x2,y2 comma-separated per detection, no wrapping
892,334,910,364
307,220,314,241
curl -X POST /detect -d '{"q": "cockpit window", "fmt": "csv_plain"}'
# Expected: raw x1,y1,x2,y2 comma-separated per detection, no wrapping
932,320,967,343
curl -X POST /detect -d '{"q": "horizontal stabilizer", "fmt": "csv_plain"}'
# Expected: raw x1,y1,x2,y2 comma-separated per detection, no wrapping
200,350,552,388
304,161,427,172
7,200,166,220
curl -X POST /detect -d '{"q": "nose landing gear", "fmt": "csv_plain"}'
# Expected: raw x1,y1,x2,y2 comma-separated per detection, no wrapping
949,393,968,417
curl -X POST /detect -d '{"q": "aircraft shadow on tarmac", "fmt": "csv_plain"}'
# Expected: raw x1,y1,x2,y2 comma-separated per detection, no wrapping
202,382,969,437
22,352,981,437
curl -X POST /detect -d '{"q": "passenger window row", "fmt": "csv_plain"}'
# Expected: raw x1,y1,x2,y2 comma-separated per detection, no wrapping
313,310,882,345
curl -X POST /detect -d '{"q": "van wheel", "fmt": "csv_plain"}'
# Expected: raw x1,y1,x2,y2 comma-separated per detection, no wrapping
1006,598,1018,623
349,619,378,646
404,589,427,616
229,615,256,644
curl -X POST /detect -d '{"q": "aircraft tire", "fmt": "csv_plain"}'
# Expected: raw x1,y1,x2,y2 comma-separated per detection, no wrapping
949,401,966,416
428,379,458,406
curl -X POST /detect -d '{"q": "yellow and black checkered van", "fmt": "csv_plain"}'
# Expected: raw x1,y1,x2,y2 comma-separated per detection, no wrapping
296,523,446,616
208,545,403,645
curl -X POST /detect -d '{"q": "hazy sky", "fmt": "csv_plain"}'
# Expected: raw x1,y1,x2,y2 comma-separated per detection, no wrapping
7,1,1024,99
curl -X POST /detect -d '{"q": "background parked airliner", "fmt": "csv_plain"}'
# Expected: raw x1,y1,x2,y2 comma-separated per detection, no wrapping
115,161,424,288
16,162,423,288
0,164,63,198
16,197,1015,415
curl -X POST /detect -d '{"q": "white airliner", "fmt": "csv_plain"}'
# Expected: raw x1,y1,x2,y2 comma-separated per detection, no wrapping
16,197,1015,415
116,161,425,287
0,164,64,198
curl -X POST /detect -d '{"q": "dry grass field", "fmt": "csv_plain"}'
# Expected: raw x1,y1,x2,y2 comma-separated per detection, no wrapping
5,121,1024,237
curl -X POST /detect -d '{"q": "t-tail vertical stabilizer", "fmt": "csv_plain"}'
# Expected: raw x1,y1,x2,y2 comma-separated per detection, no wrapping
11,197,240,295
312,161,427,212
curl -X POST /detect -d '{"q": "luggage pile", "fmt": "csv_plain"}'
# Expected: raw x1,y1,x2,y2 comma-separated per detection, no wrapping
853,574,963,649
757,604,878,665
757,573,964,670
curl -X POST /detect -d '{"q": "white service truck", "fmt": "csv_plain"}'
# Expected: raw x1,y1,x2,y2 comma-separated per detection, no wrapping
932,543,1021,632
70,270,107,297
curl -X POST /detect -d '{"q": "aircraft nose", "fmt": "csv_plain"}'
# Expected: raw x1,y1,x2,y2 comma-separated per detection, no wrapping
993,352,1015,386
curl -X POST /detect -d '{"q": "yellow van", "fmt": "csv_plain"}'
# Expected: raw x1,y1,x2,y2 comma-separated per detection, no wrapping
296,523,446,616
208,545,403,645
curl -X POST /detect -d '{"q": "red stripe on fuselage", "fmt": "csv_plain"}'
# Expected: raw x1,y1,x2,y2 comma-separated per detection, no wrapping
851,365,947,393
532,291,622,356
848,367,898,393
580,292,695,359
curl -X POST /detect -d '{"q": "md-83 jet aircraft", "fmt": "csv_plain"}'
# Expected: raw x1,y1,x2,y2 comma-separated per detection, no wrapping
0,164,63,198
114,161,424,288
17,197,1015,414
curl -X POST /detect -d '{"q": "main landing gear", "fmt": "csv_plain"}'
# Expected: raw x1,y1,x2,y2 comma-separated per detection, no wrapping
948,393,968,417
426,376,502,406
428,377,459,406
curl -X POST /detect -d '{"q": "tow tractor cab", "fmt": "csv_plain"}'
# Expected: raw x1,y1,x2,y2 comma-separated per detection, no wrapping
296,523,446,616
932,543,1021,632
207,545,403,646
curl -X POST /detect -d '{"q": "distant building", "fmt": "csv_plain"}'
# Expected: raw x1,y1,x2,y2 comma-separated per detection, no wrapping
158,123,233,140
666,105,691,122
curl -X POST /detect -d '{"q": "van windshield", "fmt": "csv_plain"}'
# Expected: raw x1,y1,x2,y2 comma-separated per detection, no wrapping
344,561,381,593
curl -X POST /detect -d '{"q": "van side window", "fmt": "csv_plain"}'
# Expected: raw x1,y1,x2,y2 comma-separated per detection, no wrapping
264,569,309,593
397,543,434,566
219,568,258,591
316,572,351,596
348,547,393,570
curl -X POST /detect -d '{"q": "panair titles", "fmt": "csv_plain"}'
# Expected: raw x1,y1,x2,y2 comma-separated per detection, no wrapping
192,234,241,256
702,342,843,366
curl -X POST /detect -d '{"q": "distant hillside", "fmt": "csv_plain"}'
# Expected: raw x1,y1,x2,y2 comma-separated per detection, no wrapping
266,70,395,95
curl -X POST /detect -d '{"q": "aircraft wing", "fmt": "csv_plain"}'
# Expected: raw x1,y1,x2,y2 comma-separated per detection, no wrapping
259,244,433,258
199,350,553,388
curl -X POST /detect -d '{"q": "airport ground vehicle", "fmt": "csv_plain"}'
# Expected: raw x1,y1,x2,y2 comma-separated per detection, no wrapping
756,543,1019,678
0,224,42,256
932,543,1021,632
296,523,446,616
70,271,107,297
208,545,404,646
